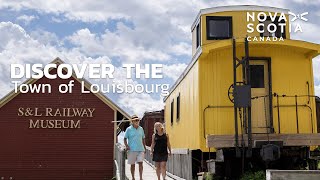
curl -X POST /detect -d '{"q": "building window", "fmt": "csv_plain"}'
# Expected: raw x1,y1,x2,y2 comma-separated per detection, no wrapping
259,17,286,38
171,100,174,125
196,23,201,48
176,94,180,121
206,16,233,40
250,65,265,88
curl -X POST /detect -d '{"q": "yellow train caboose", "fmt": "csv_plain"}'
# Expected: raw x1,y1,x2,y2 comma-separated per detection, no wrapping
164,5,320,176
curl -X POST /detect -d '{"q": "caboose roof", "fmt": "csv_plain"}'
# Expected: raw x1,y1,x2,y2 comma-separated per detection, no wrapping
191,5,289,31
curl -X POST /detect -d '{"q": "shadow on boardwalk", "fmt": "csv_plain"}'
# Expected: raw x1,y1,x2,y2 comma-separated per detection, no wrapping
125,160,174,180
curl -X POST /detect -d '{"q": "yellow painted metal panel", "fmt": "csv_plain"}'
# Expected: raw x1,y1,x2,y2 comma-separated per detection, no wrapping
198,45,317,152
202,39,320,56
199,48,235,152
165,61,200,150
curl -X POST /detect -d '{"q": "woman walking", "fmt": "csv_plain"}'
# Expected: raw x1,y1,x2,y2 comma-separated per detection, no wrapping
150,122,171,180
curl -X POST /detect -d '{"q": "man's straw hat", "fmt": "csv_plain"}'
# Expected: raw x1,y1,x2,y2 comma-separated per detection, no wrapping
131,115,139,121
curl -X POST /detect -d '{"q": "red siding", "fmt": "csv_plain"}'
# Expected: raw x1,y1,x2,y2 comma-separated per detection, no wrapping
0,71,115,179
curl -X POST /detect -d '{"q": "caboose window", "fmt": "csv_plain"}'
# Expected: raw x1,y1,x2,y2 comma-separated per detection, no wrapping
259,16,286,38
206,16,232,40
250,65,265,88
171,100,174,125
176,94,180,121
196,23,201,48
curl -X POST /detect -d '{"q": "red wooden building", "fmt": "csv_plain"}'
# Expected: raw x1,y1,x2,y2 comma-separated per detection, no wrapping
0,58,130,180
140,110,164,146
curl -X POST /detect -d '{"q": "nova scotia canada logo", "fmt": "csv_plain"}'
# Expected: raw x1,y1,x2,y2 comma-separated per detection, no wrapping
246,11,308,42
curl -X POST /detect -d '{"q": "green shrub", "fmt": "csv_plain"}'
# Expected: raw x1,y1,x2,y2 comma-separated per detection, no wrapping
240,170,265,180
204,172,213,180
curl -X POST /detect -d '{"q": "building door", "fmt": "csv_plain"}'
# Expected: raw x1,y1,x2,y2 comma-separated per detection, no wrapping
250,60,270,134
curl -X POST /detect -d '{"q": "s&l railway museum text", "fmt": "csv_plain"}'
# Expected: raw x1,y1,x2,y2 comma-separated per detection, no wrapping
18,107,95,129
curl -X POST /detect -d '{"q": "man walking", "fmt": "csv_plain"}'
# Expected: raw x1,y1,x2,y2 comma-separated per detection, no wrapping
124,115,146,180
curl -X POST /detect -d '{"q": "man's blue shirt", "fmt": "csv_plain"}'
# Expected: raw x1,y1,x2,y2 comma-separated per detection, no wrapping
124,125,145,152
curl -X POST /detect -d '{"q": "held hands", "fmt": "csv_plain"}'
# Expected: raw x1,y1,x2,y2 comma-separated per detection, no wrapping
125,145,130,151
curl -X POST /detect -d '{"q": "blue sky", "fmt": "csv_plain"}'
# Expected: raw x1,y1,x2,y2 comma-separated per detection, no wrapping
0,0,319,116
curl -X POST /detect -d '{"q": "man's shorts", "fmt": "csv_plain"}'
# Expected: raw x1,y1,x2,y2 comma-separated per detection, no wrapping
127,151,145,164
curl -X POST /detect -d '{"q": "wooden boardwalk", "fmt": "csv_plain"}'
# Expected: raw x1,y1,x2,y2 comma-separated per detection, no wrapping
125,160,175,180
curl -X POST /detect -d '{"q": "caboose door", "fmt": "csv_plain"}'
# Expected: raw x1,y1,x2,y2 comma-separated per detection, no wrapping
250,60,270,134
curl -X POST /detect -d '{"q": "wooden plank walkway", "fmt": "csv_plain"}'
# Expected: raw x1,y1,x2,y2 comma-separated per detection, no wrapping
125,160,175,180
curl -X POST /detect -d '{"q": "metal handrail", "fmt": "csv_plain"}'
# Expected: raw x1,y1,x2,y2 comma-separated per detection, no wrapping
272,93,315,134
247,93,316,134
203,94,317,138
203,105,234,139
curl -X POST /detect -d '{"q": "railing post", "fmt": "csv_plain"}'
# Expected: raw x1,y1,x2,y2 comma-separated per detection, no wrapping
295,95,299,134
277,94,281,134
114,143,126,180
144,147,192,180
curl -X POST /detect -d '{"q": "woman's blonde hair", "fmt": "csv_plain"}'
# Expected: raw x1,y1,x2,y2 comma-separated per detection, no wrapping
154,122,165,134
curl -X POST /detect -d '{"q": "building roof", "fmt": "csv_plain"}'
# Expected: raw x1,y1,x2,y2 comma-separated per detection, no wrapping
0,57,131,132
142,110,164,119
191,5,289,31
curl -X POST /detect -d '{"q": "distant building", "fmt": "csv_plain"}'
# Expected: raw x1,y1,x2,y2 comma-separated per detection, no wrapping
140,110,164,146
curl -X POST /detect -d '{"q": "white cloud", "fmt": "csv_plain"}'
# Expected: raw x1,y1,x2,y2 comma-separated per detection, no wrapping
118,93,164,118
30,29,60,46
315,85,320,97
67,27,172,63
313,56,320,96
0,22,165,117
0,0,198,24
51,16,67,23
67,28,105,55
0,22,67,64
313,56,320,81
292,0,320,5
199,0,288,9
290,21,320,44
0,22,102,97
169,43,191,56
0,22,29,51
0,22,58,97
16,15,38,24
3,0,295,61
0,1,129,22
163,63,188,81
0,1,300,64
